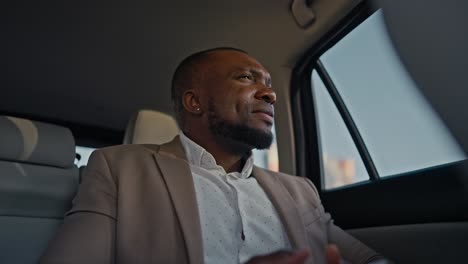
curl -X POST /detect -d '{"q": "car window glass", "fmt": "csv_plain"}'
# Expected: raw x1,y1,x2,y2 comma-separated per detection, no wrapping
312,70,370,189
253,124,279,171
75,146,95,167
317,10,466,177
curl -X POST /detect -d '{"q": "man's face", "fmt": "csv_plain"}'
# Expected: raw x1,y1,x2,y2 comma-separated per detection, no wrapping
198,50,276,150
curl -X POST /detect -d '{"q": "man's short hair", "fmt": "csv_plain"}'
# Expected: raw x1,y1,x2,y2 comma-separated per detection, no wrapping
171,47,248,128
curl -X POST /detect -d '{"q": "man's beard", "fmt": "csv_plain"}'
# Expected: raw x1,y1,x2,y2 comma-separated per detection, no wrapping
207,101,273,152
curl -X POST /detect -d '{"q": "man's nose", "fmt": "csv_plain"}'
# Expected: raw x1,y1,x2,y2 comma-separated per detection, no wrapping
255,87,276,104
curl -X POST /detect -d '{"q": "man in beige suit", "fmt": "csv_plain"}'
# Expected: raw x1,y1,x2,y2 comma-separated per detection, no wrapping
41,48,383,264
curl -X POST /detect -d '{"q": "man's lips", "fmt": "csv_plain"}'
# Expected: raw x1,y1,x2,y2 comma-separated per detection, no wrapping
252,109,274,123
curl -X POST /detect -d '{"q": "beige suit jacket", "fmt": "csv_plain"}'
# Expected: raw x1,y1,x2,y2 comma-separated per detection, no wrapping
41,137,380,264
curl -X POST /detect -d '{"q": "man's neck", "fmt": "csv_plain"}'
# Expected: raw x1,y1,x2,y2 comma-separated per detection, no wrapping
183,131,249,173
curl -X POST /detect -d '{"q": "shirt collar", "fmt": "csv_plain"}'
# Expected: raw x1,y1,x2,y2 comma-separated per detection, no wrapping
179,132,253,178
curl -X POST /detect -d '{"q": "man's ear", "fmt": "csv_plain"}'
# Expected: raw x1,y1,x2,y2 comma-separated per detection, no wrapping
182,89,202,115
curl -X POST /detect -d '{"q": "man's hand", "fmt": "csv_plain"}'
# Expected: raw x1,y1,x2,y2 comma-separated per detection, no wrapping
246,249,309,264
245,244,342,264
325,244,341,264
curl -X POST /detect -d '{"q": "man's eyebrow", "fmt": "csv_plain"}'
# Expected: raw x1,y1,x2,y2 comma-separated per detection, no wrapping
235,68,271,80
233,67,265,75
250,69,272,86
232,67,272,86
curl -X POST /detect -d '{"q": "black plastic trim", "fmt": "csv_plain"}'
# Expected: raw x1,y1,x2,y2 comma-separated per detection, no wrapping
315,61,379,181
291,2,373,187
290,0,468,229
322,161,468,229
291,62,322,187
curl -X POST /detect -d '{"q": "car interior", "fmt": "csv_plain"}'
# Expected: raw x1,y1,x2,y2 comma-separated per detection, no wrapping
2,0,468,263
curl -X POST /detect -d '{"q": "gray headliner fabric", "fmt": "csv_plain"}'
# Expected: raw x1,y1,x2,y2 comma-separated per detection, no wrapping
0,116,75,168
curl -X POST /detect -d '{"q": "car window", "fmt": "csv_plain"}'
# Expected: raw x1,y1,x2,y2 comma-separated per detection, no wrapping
311,10,466,189
253,125,279,172
75,146,95,167
312,70,369,189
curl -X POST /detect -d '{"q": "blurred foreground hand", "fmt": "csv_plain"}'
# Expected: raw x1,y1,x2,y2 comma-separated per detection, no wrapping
246,244,341,264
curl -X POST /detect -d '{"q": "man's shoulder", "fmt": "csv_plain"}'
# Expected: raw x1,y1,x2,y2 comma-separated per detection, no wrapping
254,166,318,194
255,166,306,182
255,166,321,207
98,144,161,155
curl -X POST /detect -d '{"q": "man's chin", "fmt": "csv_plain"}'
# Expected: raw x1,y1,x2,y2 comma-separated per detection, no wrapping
247,120,274,133
239,126,273,150
207,108,274,151
211,123,273,150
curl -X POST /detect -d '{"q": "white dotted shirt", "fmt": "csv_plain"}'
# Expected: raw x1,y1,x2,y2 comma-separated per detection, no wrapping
179,133,291,264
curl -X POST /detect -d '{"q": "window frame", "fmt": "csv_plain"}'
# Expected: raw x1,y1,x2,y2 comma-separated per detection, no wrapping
291,1,468,229
291,1,375,189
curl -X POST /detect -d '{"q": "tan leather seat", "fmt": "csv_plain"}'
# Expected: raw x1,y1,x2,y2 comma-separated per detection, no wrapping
123,109,179,144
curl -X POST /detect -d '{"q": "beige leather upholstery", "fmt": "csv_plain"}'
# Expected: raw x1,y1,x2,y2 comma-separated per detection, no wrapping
123,109,179,145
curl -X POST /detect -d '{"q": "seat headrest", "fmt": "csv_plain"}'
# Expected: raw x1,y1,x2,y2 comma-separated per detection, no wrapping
124,110,179,144
0,116,75,168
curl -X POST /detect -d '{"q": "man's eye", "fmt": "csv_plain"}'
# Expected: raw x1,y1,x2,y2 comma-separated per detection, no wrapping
239,75,253,80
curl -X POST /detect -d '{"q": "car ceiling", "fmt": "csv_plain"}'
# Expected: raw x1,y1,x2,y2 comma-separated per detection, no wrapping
2,0,360,134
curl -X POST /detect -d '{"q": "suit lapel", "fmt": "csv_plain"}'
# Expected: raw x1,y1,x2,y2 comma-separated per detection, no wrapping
253,166,309,250
152,137,203,264
151,137,308,261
